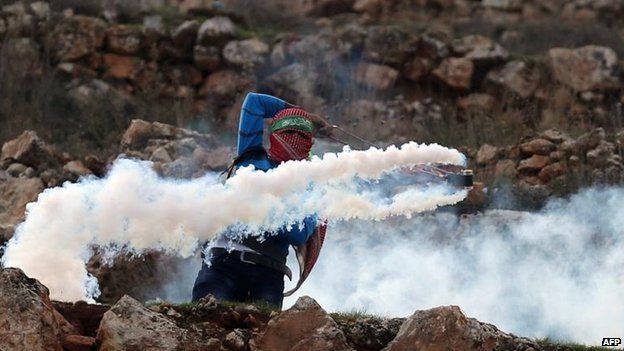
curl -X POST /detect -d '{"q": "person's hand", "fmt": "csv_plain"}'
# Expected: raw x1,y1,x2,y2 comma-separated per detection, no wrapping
308,113,333,136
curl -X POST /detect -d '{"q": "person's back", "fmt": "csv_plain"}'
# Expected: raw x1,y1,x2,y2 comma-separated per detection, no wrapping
192,92,329,307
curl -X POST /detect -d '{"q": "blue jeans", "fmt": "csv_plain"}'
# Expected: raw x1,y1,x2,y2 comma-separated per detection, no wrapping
192,252,285,308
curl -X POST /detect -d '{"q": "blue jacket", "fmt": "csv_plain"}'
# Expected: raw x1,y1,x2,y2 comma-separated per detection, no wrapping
234,92,317,255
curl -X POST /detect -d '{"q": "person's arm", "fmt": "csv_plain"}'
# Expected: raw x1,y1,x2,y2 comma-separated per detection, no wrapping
282,216,317,246
237,92,290,155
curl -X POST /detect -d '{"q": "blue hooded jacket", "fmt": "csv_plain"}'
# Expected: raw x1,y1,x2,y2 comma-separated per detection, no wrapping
231,92,317,256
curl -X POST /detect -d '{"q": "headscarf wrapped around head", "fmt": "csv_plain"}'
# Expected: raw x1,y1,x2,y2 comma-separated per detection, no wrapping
268,108,314,162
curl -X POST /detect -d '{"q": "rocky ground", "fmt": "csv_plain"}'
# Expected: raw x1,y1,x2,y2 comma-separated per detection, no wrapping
1,0,624,350
2,267,611,351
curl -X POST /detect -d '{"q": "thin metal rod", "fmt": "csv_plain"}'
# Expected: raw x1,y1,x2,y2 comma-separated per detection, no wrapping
331,125,380,149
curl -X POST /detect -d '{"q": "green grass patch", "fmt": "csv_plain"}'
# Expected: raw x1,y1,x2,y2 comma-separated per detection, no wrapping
330,308,380,322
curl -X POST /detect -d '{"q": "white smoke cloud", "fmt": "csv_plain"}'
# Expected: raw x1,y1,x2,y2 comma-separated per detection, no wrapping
286,187,624,345
1,142,466,302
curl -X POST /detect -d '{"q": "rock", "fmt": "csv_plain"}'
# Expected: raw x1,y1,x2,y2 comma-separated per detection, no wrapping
103,54,143,80
576,128,606,152
587,141,616,168
192,146,233,171
418,33,450,60
197,16,236,45
161,157,198,178
143,15,164,35
486,61,540,98
353,0,384,14
518,154,550,172
539,162,565,183
150,147,173,163
384,305,539,351
364,26,415,66
0,177,45,239
172,20,199,49
495,159,517,179
403,57,431,82
62,335,96,351
548,46,620,91
266,63,325,111
96,295,186,350
457,93,495,113
433,58,473,90
224,329,247,351
1,130,58,168
354,62,399,90
194,45,221,71
539,129,571,144
63,160,93,178
451,35,509,62
121,120,155,150
476,144,499,165
30,1,50,19
223,38,269,67
199,69,251,99
163,64,203,87
121,119,217,153
84,155,107,176
251,296,353,351
106,25,143,55
7,162,27,177
40,169,60,187
0,268,68,351
48,15,107,61
337,317,404,351
520,138,556,156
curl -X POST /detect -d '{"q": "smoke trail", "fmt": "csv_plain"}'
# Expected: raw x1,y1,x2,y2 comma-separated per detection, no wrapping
286,187,624,345
1,142,466,302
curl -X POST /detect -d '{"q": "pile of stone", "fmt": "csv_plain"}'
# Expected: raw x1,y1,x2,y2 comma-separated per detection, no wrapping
0,267,544,351
2,0,624,146
474,127,624,204
0,119,231,245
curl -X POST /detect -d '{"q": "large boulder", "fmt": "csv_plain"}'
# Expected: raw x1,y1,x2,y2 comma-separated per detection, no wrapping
451,35,509,62
0,268,70,351
96,295,187,351
433,57,474,90
1,131,58,169
354,62,399,90
120,119,217,153
548,46,620,91
194,45,221,71
383,305,539,351
223,38,270,67
265,63,325,111
47,15,107,61
197,16,236,45
102,54,144,80
486,61,540,98
0,176,45,242
251,296,353,351
172,20,200,50
199,69,252,100
106,25,144,55
336,317,404,351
